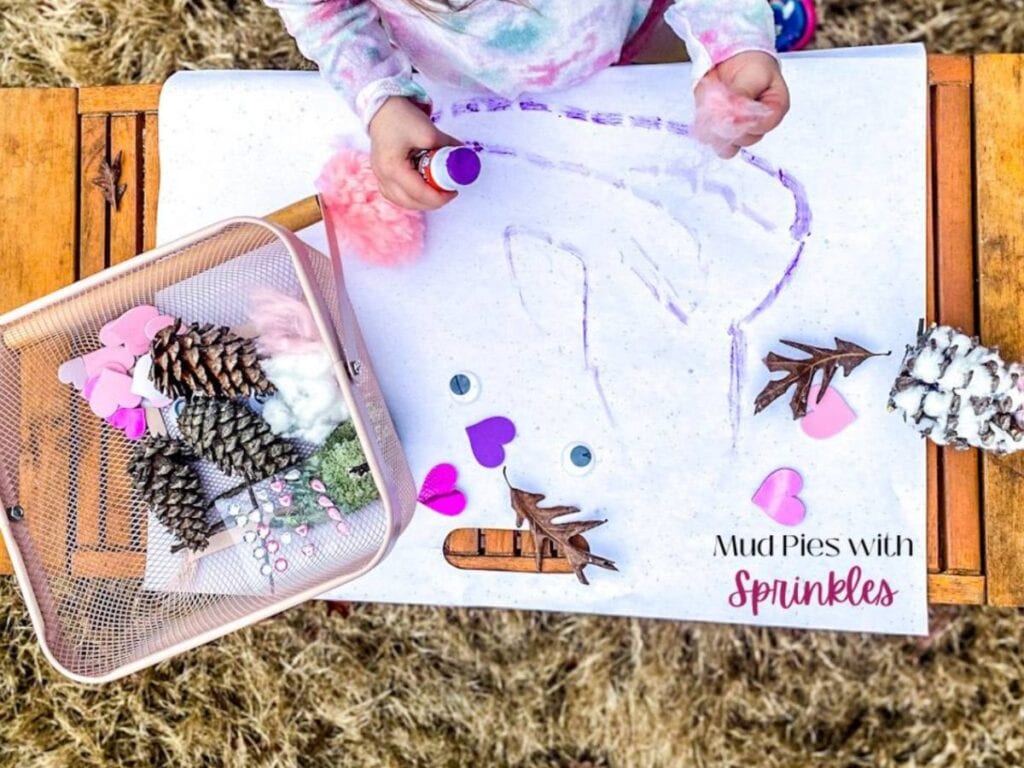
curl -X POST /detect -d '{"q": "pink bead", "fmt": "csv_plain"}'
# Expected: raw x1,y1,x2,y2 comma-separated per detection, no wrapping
310,479,327,493
274,558,289,573
327,508,342,522
317,495,333,507
335,521,350,535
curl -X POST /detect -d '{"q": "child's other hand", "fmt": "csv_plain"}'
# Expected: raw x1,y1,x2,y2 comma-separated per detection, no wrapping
695,51,790,159
369,97,460,210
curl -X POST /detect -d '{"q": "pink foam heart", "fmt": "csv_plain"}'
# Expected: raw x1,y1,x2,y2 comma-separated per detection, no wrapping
752,468,806,526
107,407,147,440
801,385,857,440
58,358,88,390
82,346,136,378
99,305,160,355
144,314,177,341
417,463,467,516
88,367,141,418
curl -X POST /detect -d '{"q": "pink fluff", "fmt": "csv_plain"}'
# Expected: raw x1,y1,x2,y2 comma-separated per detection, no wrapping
248,287,323,357
316,148,426,266
693,77,774,154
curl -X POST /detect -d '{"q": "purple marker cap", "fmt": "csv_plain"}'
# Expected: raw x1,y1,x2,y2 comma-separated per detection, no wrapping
445,146,482,186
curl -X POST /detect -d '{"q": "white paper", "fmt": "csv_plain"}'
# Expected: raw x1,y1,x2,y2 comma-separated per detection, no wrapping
157,44,928,634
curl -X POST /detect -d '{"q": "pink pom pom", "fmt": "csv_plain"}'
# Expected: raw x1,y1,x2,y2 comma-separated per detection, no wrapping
248,287,322,357
316,148,426,267
693,78,773,155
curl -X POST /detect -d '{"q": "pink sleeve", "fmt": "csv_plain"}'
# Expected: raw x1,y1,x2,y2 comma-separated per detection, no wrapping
664,0,778,86
265,0,431,127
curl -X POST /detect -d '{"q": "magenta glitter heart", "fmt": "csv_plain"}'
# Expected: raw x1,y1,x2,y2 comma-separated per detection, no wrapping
465,416,516,468
417,463,466,516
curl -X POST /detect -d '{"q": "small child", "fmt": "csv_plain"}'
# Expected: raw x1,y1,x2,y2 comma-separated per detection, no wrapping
267,1,790,210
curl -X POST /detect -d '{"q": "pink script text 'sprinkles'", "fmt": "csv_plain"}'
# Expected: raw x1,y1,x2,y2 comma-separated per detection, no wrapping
728,565,898,616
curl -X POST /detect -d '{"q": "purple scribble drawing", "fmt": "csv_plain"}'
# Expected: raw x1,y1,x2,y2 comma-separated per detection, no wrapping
447,97,813,444
503,225,614,423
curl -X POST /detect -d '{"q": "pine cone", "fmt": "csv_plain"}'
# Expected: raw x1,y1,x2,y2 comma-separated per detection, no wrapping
149,319,274,400
888,323,1024,454
178,398,300,482
130,436,212,552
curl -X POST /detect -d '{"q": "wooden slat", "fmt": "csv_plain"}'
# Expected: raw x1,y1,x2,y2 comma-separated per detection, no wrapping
928,573,985,605
932,57,982,575
925,64,940,574
0,88,80,575
143,113,160,251
109,113,144,266
78,84,162,115
70,550,146,579
75,115,110,551
976,55,1024,606
101,113,146,551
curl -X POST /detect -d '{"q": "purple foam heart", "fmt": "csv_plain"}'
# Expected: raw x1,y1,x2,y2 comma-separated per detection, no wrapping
58,358,88,390
465,416,516,469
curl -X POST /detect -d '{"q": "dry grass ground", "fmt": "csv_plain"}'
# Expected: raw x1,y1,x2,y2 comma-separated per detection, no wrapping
1,1,1024,766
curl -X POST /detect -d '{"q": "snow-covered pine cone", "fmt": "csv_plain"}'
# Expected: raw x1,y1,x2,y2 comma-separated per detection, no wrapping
888,323,1024,454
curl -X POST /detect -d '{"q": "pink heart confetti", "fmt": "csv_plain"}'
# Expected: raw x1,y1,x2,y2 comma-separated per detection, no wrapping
801,385,857,440
301,543,315,556
58,358,88,390
278,494,293,507
82,346,136,379
143,314,177,341
88,367,141,418
267,540,280,554
107,407,147,440
466,416,516,468
270,479,286,493
417,463,467,516
99,305,160,355
752,468,806,526
295,524,310,538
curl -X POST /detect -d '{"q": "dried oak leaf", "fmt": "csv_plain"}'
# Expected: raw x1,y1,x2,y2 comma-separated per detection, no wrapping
503,468,617,585
91,150,127,210
754,338,890,419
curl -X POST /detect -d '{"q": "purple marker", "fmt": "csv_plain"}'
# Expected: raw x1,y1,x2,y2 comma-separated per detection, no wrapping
413,145,481,192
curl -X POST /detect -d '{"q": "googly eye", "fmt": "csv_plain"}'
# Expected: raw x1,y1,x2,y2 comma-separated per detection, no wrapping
448,372,480,403
173,398,186,417
562,442,595,476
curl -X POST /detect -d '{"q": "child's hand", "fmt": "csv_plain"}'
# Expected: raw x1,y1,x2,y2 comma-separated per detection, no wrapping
695,51,790,159
369,97,460,210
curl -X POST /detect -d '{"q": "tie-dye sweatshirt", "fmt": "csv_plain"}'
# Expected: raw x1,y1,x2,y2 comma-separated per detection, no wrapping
266,0,776,127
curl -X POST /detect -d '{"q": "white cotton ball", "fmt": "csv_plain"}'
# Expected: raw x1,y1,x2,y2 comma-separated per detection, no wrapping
262,397,295,436
922,390,953,418
965,366,996,398
260,347,349,443
929,326,954,349
910,347,944,383
947,333,973,353
892,386,926,415
938,356,972,391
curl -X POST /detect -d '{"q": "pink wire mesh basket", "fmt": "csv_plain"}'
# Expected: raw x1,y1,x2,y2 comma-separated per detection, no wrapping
0,201,416,683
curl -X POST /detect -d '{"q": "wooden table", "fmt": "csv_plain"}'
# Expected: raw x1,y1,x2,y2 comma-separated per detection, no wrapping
0,55,1022,604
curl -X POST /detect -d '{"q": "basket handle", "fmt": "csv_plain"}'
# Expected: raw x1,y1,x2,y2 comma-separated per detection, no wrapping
264,195,324,232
